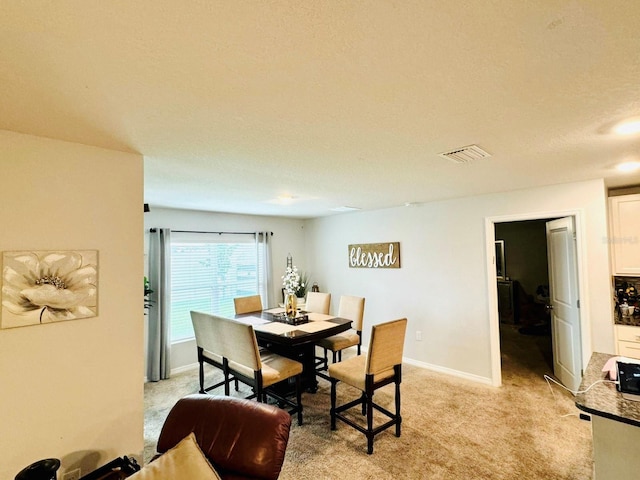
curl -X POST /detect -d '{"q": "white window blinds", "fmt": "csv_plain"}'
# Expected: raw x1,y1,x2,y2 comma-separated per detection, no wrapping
170,232,261,342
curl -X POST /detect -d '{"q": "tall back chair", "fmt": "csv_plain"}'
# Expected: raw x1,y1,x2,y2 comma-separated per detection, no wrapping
305,292,331,314
329,318,407,454
317,295,365,373
190,311,237,395
218,316,304,426
234,295,263,315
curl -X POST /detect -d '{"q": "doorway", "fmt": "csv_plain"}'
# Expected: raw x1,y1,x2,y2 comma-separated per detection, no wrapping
487,212,586,388
495,219,553,376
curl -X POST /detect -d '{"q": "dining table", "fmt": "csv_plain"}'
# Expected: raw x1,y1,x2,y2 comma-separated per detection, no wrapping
234,307,352,393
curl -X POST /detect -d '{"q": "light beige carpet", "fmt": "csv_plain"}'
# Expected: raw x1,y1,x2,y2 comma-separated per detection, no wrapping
144,325,593,479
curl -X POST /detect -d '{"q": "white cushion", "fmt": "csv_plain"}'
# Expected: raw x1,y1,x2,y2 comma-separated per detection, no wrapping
129,432,221,480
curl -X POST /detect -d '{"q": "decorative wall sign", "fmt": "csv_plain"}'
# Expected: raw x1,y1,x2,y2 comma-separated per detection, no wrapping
348,242,401,269
1,250,98,329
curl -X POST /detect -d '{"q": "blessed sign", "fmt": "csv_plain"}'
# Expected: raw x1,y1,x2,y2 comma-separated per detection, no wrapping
348,242,401,269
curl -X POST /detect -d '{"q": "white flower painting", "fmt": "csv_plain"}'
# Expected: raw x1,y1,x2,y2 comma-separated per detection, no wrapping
1,250,98,329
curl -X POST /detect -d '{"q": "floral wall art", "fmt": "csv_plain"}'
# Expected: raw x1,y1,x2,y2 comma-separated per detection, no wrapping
1,250,98,329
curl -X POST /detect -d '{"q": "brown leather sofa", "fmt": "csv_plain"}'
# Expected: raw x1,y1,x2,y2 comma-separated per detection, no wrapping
154,394,292,480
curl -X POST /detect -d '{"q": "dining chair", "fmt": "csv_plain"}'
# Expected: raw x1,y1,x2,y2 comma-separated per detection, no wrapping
218,315,304,426
316,295,365,375
190,311,238,395
234,294,263,315
329,318,407,454
305,292,331,314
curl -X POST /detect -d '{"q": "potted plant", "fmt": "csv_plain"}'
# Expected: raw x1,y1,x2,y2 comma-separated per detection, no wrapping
144,276,154,313
295,271,310,302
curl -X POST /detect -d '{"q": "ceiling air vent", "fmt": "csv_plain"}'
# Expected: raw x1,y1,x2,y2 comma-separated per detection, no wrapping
438,144,491,164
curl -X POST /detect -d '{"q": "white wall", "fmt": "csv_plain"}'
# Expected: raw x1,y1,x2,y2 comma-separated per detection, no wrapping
143,207,306,371
0,131,144,478
305,180,613,383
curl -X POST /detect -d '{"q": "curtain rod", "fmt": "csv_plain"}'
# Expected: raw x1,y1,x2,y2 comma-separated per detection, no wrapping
150,228,273,235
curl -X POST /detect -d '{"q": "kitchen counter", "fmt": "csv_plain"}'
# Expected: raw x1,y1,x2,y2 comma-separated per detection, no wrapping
575,352,640,426
575,352,640,479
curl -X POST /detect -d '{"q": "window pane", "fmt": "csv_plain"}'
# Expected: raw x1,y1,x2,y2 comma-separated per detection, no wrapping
170,241,258,342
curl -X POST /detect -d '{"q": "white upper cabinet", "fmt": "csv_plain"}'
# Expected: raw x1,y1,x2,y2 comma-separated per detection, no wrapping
610,194,640,275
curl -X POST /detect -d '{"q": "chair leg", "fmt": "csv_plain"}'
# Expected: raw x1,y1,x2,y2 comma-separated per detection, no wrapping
360,392,367,415
366,390,374,455
296,375,303,426
198,360,205,394
223,374,229,396
395,378,402,437
330,379,337,430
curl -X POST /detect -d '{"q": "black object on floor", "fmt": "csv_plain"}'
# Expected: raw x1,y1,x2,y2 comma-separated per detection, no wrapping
518,324,550,336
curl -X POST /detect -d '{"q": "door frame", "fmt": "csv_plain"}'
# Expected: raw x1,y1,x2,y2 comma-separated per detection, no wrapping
485,209,592,387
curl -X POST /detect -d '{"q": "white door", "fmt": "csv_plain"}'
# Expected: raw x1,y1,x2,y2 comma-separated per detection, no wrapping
546,217,582,391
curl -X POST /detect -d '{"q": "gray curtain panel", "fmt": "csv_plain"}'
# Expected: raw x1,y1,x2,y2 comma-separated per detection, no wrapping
256,231,273,309
147,228,171,381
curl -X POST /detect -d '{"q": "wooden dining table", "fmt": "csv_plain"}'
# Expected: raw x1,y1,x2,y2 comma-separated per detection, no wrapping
234,308,352,393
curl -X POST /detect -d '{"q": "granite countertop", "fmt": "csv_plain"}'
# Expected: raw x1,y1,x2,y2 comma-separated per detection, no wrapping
575,352,640,427
614,313,640,326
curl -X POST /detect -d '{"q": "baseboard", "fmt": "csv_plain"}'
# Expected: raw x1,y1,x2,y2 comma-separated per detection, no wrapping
354,346,494,386
402,356,494,386
171,362,198,376
144,363,198,383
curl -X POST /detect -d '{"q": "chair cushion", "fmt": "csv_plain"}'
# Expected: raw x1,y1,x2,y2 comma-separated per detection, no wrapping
328,355,395,391
131,432,221,479
229,352,303,388
261,353,303,387
317,330,360,352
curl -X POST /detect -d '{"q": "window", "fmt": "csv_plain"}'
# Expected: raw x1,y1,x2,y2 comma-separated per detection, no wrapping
170,233,263,342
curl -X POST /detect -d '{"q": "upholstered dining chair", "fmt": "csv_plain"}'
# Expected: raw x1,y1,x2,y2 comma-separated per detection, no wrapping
305,292,331,314
234,295,263,315
190,311,238,395
316,295,365,375
329,318,407,454
218,315,304,426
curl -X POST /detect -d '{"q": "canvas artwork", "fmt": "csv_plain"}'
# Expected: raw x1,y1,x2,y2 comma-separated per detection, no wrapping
1,250,98,329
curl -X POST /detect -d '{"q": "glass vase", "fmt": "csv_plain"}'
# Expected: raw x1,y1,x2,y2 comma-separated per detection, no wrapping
285,293,297,317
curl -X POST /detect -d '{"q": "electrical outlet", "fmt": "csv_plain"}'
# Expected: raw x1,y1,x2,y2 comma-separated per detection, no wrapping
62,468,81,480
416,330,422,341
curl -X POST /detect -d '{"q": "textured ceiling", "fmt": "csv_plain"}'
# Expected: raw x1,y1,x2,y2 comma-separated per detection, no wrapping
2,1,640,218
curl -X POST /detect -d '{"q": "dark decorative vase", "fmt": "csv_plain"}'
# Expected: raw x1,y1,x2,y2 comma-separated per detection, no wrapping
15,458,60,480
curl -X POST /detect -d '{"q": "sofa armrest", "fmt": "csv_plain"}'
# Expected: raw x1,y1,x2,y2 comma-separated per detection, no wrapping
156,394,291,480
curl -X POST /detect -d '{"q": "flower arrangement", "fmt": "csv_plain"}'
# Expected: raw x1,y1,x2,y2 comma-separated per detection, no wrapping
282,266,300,296
282,266,310,298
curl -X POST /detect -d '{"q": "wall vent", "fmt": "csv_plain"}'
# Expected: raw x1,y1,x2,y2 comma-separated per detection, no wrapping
438,144,491,164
